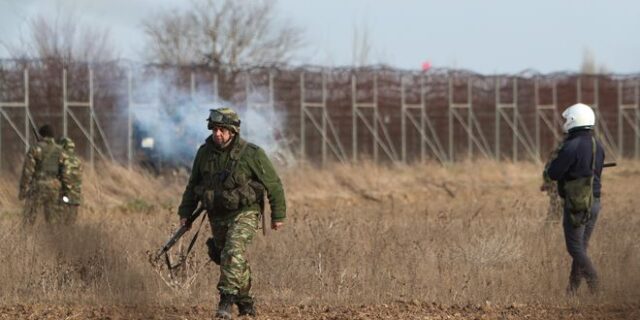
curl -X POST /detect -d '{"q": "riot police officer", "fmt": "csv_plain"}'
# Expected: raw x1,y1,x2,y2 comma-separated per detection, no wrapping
545,103,605,295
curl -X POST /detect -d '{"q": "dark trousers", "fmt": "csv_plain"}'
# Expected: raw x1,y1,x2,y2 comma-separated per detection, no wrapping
562,197,600,293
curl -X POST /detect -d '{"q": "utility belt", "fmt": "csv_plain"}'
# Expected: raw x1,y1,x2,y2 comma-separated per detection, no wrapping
194,179,264,213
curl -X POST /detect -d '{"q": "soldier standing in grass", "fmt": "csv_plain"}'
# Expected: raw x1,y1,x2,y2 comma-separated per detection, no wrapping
177,107,286,319
19,125,66,225
544,103,604,295
59,137,82,224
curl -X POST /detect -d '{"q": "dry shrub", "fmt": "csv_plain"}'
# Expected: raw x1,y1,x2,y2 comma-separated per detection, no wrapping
0,160,639,308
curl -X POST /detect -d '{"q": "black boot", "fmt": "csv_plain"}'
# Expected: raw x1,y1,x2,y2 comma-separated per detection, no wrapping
237,297,256,317
216,294,235,319
586,276,600,295
566,265,582,296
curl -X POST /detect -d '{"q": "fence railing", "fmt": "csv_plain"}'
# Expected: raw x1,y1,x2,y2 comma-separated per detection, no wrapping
1,61,638,169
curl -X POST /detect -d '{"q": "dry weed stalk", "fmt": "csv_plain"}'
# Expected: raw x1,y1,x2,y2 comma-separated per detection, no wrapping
0,160,639,306
147,238,211,293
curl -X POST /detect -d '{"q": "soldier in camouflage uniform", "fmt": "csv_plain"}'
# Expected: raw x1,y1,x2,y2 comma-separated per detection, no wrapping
59,137,82,225
541,141,565,221
178,107,286,319
19,125,66,225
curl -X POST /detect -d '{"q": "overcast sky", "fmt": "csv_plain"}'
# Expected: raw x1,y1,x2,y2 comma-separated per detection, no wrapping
1,0,638,74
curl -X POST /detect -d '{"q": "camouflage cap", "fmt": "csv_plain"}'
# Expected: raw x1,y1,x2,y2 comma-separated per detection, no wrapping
207,107,241,133
59,137,76,151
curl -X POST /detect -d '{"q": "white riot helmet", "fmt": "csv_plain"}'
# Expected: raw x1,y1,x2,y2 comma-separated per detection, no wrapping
562,103,595,133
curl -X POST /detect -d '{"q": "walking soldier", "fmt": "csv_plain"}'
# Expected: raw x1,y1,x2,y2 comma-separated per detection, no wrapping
177,107,286,319
19,125,66,225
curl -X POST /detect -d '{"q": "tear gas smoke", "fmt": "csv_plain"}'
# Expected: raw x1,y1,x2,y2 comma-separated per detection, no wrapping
127,70,294,169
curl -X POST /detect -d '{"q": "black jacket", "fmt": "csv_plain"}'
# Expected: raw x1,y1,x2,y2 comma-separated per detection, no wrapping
546,128,605,198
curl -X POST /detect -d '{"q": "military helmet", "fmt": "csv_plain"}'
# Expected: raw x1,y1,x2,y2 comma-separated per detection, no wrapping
59,137,76,151
207,107,241,133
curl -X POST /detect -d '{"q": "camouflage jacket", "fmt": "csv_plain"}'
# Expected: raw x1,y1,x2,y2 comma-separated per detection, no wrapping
60,150,83,205
178,135,286,222
19,137,66,198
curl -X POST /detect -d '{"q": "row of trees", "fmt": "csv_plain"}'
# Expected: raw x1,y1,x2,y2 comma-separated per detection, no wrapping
1,0,304,69
0,0,607,81
0,0,609,75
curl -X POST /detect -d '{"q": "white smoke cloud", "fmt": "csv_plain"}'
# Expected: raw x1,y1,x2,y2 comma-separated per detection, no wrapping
127,68,295,169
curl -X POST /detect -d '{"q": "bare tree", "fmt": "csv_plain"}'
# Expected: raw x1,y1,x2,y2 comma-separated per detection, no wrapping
4,11,117,64
0,10,120,162
140,10,202,65
142,0,304,68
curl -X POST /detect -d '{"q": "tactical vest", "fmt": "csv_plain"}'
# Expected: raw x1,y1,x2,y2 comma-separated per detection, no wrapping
36,141,62,179
196,139,264,213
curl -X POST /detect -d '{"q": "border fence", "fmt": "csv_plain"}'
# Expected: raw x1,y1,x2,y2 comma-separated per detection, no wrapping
1,60,639,171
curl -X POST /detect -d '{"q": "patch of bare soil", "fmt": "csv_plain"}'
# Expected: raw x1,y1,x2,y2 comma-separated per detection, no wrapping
1,302,638,320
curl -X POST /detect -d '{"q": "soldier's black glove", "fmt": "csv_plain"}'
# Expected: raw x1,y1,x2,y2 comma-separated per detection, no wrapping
180,217,192,230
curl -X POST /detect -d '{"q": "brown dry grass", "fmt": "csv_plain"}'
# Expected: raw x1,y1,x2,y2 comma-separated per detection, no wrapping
0,160,639,311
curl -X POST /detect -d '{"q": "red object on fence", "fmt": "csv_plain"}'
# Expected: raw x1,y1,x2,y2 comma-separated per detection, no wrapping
421,60,432,72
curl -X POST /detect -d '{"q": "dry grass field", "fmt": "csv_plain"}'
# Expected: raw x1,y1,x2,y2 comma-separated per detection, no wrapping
0,160,639,319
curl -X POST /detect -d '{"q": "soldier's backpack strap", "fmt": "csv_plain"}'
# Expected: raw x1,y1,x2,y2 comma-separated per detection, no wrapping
229,138,247,161
582,136,597,224
589,136,596,192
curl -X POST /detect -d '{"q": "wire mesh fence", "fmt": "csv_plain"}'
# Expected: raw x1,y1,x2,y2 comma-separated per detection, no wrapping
1,59,639,171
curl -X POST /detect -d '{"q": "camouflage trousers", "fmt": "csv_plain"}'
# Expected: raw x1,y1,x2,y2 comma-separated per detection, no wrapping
209,210,259,302
23,179,65,225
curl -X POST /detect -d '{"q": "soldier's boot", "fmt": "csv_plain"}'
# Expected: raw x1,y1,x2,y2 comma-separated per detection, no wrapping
237,297,256,317
215,294,235,319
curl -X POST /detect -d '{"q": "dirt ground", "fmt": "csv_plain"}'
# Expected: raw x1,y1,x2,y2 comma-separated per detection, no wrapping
2,161,640,319
1,302,640,319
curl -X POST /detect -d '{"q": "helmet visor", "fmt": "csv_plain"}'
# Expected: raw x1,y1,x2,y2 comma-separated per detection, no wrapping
207,109,240,127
